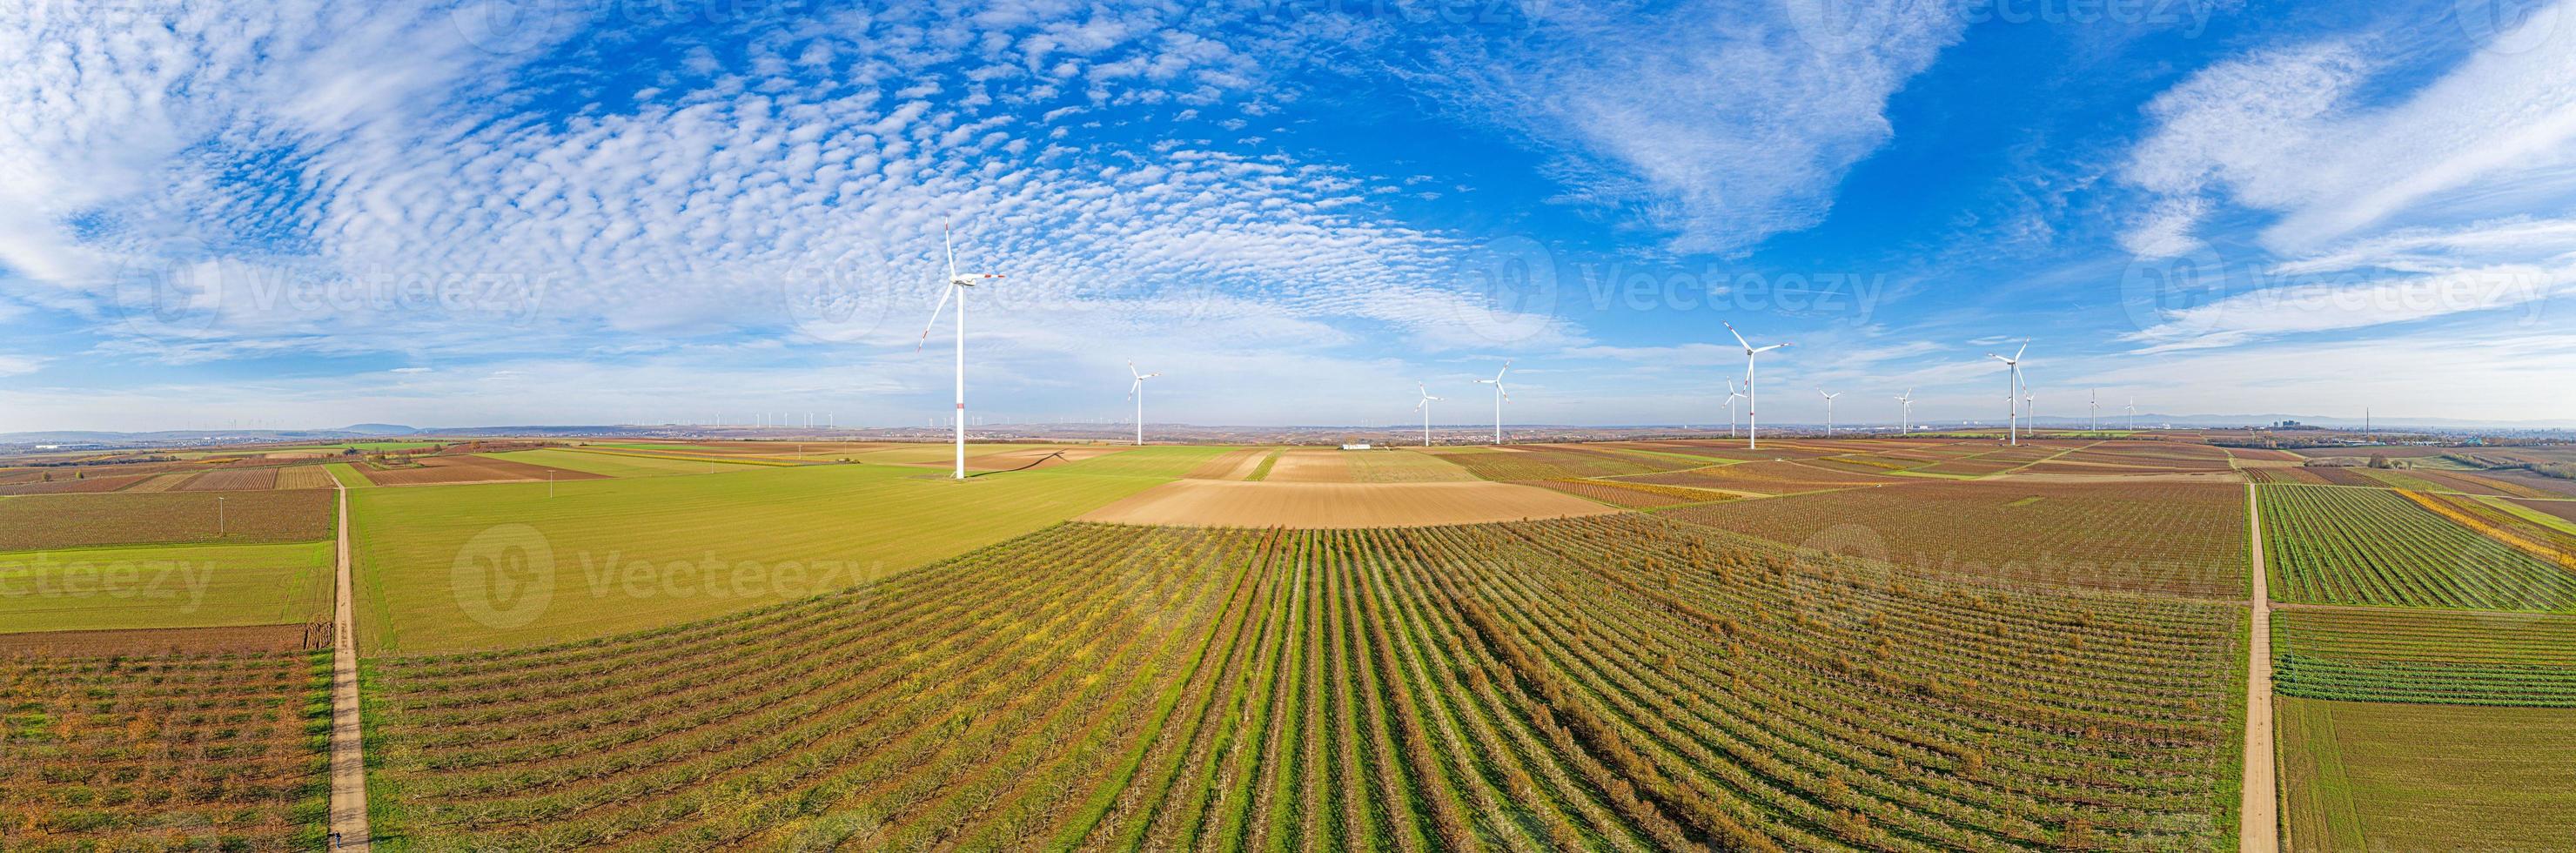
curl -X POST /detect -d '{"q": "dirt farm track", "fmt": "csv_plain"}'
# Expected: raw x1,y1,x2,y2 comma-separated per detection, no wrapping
1075,479,1620,527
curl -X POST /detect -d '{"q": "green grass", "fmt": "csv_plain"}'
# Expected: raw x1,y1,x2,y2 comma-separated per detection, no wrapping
2279,697,2576,850
489,447,760,478
2274,608,2576,706
326,461,372,487
1244,450,1283,481
0,541,333,634
349,463,1176,653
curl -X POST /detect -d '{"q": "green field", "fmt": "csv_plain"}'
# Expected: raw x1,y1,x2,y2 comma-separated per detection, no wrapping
489,447,768,478
2275,608,2576,706
1349,450,1476,482
2259,484,2576,612
0,541,333,633
2279,697,2576,850
348,463,1174,652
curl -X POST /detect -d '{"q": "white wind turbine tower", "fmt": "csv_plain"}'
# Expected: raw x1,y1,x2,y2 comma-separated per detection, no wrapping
1985,339,2029,446
1817,388,1843,436
1725,380,1748,439
1474,361,1511,444
1413,384,1444,447
1725,323,1791,450
1894,388,1915,434
1127,361,1163,446
2126,398,2137,430
2089,388,2099,433
917,219,1008,480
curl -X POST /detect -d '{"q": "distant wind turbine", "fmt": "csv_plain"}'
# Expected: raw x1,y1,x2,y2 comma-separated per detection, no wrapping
1413,384,1444,447
2089,388,2099,433
1725,323,1791,450
1894,388,1914,434
1127,361,1162,446
1474,361,1511,444
1725,380,1748,439
1817,388,1843,436
918,219,1007,480
1985,339,2029,446
2126,397,2137,430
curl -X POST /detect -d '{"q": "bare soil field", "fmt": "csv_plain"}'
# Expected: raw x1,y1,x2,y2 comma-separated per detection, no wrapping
964,446,1128,472
1259,450,1356,482
2480,470,2576,498
1076,480,1619,527
1621,459,1903,494
121,472,200,491
1182,447,1268,480
1996,469,2248,485
0,473,154,495
178,467,278,490
359,453,609,487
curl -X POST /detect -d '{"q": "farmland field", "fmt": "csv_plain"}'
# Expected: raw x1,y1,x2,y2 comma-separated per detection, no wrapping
1427,445,1711,481
487,447,765,478
0,541,334,634
349,463,1176,652
178,467,278,490
1661,480,2249,597
361,514,2244,850
2258,485,2576,612
0,649,330,849
2273,608,2576,706
0,489,335,551
356,453,609,487
1619,460,1904,494
2277,698,2576,850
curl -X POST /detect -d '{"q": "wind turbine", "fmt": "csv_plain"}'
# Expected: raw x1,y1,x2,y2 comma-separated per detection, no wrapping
1127,361,1162,446
1985,339,2029,446
1894,388,1914,434
1817,388,1843,436
918,219,1007,480
1474,361,1511,444
1413,384,1444,447
2089,388,2099,433
1725,380,1748,439
1725,323,1791,450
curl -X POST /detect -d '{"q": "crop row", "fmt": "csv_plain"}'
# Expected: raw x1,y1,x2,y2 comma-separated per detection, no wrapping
365,513,2242,850
1432,447,1710,482
2272,608,2576,707
1661,480,2251,598
2258,484,2576,613
0,489,336,552
0,650,328,850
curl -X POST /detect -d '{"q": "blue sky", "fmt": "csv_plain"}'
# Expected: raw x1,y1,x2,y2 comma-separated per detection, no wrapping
3,0,2574,431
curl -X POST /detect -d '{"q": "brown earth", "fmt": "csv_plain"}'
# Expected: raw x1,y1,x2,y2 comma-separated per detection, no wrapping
1260,451,1357,482
178,467,279,490
1184,447,1269,480
1077,480,1620,528
359,454,608,487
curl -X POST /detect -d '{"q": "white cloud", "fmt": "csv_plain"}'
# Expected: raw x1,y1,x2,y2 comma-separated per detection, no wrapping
2122,3,2576,257
0,354,44,377
1400,0,1969,255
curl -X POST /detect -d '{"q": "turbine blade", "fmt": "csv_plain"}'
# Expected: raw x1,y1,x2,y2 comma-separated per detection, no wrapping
917,283,956,353
1724,322,1751,351
2013,339,2029,360
944,218,959,283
